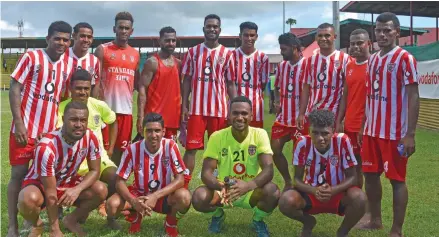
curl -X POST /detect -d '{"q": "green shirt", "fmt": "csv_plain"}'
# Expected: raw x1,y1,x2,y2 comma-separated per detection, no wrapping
270,75,276,90
203,126,273,182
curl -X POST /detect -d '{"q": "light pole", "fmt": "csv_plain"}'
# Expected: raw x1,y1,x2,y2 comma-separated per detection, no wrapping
333,1,340,49
283,1,286,33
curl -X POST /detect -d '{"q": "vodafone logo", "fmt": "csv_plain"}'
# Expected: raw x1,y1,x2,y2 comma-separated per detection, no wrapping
373,79,380,92
287,83,294,92
45,82,55,94
233,163,246,175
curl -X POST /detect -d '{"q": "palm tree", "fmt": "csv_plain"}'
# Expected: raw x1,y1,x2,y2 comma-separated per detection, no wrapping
285,18,297,30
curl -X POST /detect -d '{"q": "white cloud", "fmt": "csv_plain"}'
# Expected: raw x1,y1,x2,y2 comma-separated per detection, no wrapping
257,33,279,54
321,5,333,20
340,12,359,21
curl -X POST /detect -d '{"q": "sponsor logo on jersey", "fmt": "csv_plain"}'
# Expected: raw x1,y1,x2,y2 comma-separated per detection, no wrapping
233,163,246,175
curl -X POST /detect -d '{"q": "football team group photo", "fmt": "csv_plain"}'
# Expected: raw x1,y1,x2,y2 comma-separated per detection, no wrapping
2,5,436,237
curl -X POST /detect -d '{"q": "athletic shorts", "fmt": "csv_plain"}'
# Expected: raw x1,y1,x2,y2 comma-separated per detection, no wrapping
186,115,227,150
361,135,408,182
102,114,133,151
216,189,254,209
21,175,83,207
165,127,178,141
77,153,117,177
271,121,309,144
9,132,37,166
344,131,361,156
128,186,171,214
296,188,359,216
249,121,264,129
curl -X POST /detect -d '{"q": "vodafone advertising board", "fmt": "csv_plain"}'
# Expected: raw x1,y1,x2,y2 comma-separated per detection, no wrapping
417,59,439,99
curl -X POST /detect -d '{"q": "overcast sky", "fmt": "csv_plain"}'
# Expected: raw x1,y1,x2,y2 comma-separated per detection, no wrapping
1,1,437,53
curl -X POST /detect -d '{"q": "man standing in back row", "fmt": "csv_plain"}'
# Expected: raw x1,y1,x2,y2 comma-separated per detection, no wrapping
181,14,237,186
358,12,420,237
233,21,269,128
137,26,181,140
94,11,140,166
297,23,351,130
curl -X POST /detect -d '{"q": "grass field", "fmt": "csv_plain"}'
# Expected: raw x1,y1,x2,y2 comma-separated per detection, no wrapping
1,89,439,237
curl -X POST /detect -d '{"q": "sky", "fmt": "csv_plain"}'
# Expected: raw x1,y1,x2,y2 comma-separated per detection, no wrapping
1,1,438,54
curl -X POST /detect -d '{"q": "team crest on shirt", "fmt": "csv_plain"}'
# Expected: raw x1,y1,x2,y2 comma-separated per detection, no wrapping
334,60,340,68
221,148,228,157
218,56,225,65
387,63,396,72
130,56,135,62
78,148,88,159
110,53,116,60
93,115,100,125
162,156,170,167
88,66,95,76
329,154,339,166
248,145,257,156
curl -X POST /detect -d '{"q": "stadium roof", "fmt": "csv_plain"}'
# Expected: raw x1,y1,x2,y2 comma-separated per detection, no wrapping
340,1,439,18
297,18,428,48
1,36,241,49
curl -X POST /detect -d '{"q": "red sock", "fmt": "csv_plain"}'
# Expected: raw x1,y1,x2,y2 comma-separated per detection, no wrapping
183,174,192,189
164,215,179,237
126,212,143,234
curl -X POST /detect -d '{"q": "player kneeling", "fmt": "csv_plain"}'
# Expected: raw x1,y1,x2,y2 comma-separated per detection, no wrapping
18,101,107,237
192,96,280,237
106,113,191,236
278,109,367,237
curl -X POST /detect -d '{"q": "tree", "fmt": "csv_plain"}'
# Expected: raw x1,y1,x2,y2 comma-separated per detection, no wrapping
285,18,297,29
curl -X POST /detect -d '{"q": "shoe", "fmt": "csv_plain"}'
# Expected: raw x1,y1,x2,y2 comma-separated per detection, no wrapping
208,210,225,234
252,220,270,237
97,202,107,217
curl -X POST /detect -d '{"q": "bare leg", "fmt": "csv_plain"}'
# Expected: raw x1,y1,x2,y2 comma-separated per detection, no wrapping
7,164,29,237
337,188,367,237
63,181,108,236
389,180,408,237
191,186,221,213
111,149,123,167
250,182,280,213
17,185,45,237
271,136,292,191
182,149,197,176
167,188,192,217
356,172,383,230
106,193,129,230
278,190,316,237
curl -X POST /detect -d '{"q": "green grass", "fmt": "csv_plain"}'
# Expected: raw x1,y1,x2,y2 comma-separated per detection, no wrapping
1,90,439,237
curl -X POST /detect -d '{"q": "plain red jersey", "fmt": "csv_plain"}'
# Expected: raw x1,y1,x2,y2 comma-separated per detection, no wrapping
117,138,186,195
10,49,69,139
364,46,418,140
344,60,368,132
305,50,351,116
233,48,269,122
293,133,357,187
181,43,235,118
24,128,101,187
144,54,181,129
275,58,307,127
62,47,100,86
100,42,140,115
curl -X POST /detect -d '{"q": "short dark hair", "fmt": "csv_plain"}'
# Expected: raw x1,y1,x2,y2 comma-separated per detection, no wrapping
115,11,134,25
48,21,72,37
278,33,302,48
64,100,88,115
74,22,93,34
350,28,370,38
230,95,252,109
308,109,335,128
239,21,258,33
317,23,335,30
70,69,92,85
204,14,221,26
142,112,164,128
376,12,400,28
159,26,176,38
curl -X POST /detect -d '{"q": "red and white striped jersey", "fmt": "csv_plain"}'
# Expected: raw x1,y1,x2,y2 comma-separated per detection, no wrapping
117,138,186,195
305,50,351,116
10,49,70,139
62,47,100,86
364,46,418,140
25,128,101,187
233,48,269,122
182,43,235,118
275,58,307,126
293,133,357,187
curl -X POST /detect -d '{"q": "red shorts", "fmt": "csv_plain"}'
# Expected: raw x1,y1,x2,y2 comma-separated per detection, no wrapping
21,176,83,206
102,114,133,151
9,132,37,166
165,127,178,140
128,186,170,214
186,115,227,150
271,121,309,144
249,120,264,128
298,187,360,216
361,135,408,182
344,131,361,156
